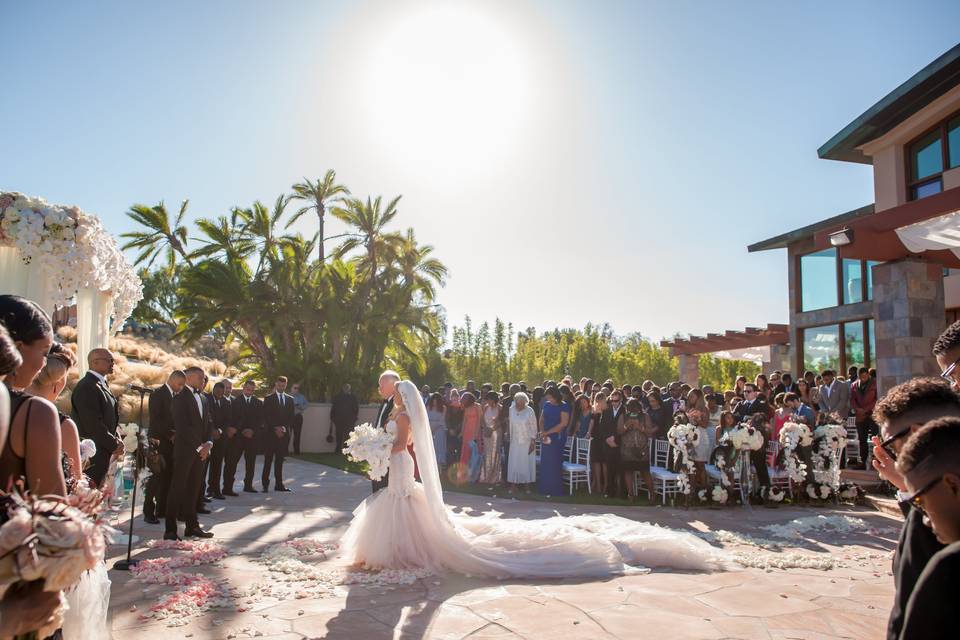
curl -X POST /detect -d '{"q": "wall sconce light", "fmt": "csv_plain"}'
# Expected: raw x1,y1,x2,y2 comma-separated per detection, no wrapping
829,228,853,247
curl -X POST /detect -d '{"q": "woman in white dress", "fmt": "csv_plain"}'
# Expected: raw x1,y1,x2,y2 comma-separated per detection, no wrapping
507,392,537,492
341,380,734,577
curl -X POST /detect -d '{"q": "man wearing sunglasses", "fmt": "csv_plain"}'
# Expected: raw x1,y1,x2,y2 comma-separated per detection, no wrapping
895,417,960,640
934,319,960,393
871,378,960,640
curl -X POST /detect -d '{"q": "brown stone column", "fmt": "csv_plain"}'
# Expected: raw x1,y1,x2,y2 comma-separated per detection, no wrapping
872,259,945,395
678,353,699,387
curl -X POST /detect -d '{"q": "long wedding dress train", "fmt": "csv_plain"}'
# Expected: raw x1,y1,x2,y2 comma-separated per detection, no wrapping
341,382,733,578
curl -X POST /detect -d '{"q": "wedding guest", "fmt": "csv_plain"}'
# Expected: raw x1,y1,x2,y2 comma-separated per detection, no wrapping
715,410,737,442
0,324,19,444
537,386,570,496
706,393,722,430
619,398,654,501
744,413,771,499
664,382,685,416
458,392,482,483
479,391,502,484
847,366,859,385
785,392,815,426
0,295,66,496
772,392,791,441
796,379,819,423
26,344,82,488
262,376,294,492
734,376,748,397
850,367,878,468
781,373,799,395
143,370,184,523
498,391,515,483
205,380,230,500
290,382,307,454
895,417,960,640
444,388,463,465
530,386,545,420
755,374,771,401
934,319,960,393
571,394,594,438
869,377,960,640
71,347,122,487
226,380,263,494
165,366,214,540
818,369,850,422
507,392,537,493
734,383,769,422
331,383,359,451
426,393,446,470
646,392,672,440
690,402,715,496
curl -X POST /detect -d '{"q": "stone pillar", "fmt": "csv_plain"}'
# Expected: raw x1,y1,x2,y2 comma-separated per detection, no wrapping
873,259,945,395
677,353,700,387
762,343,791,376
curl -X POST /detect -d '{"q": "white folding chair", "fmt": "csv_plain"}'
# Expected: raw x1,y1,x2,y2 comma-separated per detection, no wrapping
845,417,861,464
563,437,576,462
562,437,592,495
645,439,681,505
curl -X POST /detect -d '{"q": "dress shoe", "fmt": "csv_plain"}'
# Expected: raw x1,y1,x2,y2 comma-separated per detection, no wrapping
143,515,161,525
197,507,212,515
163,531,181,541
243,486,258,493
275,485,292,493
202,496,213,503
184,527,214,539
210,493,226,500
222,489,239,497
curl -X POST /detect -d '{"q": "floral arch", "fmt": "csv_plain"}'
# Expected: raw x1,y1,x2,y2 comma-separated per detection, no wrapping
0,191,142,373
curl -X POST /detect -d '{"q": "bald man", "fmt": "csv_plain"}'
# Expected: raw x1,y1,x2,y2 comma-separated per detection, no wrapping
71,348,123,486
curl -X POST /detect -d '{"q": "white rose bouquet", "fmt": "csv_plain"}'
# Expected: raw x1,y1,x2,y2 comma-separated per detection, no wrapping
778,422,811,485
342,422,396,481
722,425,764,451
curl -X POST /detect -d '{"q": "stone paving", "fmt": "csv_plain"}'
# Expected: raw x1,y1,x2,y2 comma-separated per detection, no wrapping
107,459,900,639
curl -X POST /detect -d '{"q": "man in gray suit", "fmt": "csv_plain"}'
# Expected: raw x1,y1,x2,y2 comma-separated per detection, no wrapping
817,369,850,421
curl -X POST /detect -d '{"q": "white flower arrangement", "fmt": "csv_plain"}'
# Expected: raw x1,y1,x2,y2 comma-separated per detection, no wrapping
806,483,833,501
767,486,786,502
342,422,395,481
722,424,765,452
0,192,142,331
121,423,141,453
838,483,863,502
667,423,697,496
778,422,810,485
810,423,847,495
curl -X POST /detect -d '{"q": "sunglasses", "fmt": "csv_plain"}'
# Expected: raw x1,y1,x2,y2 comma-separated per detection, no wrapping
878,430,908,461
910,476,944,516
940,354,960,383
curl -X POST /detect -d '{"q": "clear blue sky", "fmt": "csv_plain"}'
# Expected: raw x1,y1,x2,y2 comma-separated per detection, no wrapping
3,0,959,342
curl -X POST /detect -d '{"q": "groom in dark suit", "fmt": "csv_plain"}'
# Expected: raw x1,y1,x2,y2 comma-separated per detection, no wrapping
371,371,400,493
71,348,123,487
262,376,295,492
165,366,214,540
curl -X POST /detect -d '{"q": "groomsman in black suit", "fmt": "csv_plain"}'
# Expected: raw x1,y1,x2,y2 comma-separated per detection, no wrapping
71,348,123,487
262,376,295,492
733,383,771,496
371,371,399,494
165,366,214,540
226,380,263,493
143,370,185,524
205,380,231,500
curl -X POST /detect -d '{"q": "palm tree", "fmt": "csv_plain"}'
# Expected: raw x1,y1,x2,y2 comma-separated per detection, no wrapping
331,195,405,281
121,200,193,271
288,170,350,262
190,207,255,264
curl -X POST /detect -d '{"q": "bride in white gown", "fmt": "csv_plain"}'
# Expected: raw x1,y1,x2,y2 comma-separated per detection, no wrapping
341,380,734,577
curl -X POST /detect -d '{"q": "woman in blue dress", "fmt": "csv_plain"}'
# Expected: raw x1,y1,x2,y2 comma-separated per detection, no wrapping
537,387,571,496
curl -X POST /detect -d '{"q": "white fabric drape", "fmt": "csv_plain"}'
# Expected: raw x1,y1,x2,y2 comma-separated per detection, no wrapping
896,209,960,258
76,287,113,376
0,246,58,314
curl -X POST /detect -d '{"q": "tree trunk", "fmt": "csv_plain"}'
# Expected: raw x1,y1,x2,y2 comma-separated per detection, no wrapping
317,202,325,263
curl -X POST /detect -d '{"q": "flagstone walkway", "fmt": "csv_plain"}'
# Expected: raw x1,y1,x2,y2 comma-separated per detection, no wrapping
107,459,899,639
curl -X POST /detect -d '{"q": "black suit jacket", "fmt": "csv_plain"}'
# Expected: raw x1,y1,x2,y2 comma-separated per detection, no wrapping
898,540,960,640
331,392,360,424
148,384,176,440
232,395,264,434
263,392,295,433
888,502,945,640
734,398,769,422
71,371,121,455
376,397,394,431
206,394,230,433
172,386,208,455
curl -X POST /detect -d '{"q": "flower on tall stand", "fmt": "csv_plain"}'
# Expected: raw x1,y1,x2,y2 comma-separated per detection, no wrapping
667,422,698,500
778,422,811,488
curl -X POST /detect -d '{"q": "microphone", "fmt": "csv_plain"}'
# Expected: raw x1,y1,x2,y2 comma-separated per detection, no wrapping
128,384,153,394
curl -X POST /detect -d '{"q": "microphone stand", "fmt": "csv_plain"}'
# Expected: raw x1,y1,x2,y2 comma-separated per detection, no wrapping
113,387,148,570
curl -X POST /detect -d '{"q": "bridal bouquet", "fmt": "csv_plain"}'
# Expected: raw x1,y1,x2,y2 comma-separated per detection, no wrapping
342,422,396,481
723,424,764,451
0,480,116,638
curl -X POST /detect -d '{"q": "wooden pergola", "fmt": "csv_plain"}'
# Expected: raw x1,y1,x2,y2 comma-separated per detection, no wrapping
660,323,790,385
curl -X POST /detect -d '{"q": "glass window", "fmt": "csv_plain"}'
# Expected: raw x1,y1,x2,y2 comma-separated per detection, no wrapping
800,248,838,312
866,261,882,301
949,116,960,170
803,324,840,374
844,321,865,370
912,179,943,200
911,129,943,180
842,259,863,304
867,319,875,368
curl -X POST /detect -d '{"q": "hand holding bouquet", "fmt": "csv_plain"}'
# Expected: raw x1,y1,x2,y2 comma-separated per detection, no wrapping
342,422,395,481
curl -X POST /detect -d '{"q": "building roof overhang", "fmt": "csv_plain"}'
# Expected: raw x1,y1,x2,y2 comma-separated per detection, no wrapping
747,204,875,253
661,324,789,357
818,43,960,165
